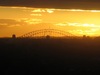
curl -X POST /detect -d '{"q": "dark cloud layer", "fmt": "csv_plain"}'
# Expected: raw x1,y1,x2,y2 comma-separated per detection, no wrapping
0,0,100,9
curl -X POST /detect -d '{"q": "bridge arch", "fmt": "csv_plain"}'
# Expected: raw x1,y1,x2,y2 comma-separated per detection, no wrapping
20,29,75,38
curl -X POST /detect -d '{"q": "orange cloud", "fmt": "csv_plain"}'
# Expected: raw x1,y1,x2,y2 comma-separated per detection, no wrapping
21,18,42,24
30,14,42,16
32,9,46,13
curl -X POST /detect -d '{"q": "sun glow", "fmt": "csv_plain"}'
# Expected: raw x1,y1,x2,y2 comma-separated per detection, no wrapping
0,6,100,37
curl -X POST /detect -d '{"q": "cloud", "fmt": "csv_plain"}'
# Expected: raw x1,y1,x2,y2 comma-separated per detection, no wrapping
31,9,54,14
69,29,99,36
30,14,42,16
20,18,42,24
0,0,100,10
0,19,23,28
55,22,100,28
0,18,43,28
32,9,46,13
55,23,67,26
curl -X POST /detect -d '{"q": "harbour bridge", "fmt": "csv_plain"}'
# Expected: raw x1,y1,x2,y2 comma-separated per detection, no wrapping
20,29,75,38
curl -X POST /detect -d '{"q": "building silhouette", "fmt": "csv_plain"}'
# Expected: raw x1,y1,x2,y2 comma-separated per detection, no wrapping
12,34,16,39
46,35,50,39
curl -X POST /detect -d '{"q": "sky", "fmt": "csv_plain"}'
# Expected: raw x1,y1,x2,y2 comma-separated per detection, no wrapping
0,0,100,37
0,0,100,9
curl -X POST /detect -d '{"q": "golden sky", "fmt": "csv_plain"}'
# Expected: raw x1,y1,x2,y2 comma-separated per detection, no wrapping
0,6,100,37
